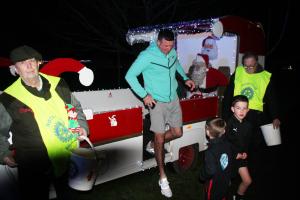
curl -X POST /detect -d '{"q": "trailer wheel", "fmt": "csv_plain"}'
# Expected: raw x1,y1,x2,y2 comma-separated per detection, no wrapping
172,144,198,173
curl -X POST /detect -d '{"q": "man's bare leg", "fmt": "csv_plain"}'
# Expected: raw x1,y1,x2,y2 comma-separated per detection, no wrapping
153,127,182,179
164,127,182,143
154,133,166,179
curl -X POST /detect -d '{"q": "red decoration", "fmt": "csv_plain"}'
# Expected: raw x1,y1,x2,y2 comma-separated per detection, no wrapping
181,97,218,123
86,107,143,145
205,67,228,88
40,58,84,76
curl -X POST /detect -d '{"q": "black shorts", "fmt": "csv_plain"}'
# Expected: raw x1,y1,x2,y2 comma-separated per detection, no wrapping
237,159,248,168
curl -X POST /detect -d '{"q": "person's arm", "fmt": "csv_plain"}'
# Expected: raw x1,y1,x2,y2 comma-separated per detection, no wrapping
176,60,189,81
125,53,149,99
71,94,89,135
176,60,195,90
0,103,13,165
264,79,280,127
222,73,235,120
56,78,90,136
199,150,217,181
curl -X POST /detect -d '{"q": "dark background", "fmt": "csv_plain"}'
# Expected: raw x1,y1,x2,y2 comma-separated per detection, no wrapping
0,0,297,89
0,1,298,199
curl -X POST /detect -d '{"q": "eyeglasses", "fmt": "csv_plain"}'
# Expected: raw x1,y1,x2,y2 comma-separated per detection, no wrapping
244,65,256,69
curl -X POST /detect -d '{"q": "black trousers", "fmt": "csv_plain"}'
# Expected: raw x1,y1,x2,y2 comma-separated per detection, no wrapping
18,166,74,200
244,110,266,199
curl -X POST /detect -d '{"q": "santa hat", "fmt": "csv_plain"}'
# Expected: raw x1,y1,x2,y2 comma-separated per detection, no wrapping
193,54,209,67
40,58,94,86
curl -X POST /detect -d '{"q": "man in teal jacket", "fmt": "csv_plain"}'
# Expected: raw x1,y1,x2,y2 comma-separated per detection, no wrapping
126,29,195,198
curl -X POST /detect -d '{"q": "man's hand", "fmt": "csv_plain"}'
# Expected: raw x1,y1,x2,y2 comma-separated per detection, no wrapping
273,118,281,129
77,127,88,141
143,95,156,108
185,79,195,91
4,154,17,167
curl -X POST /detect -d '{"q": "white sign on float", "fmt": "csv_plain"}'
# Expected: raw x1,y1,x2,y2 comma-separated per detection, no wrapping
176,33,238,74
108,115,118,127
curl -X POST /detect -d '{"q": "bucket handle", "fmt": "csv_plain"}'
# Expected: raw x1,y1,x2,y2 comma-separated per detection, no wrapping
76,135,101,188
77,135,98,161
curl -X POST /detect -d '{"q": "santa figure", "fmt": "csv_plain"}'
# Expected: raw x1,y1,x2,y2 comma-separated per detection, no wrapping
187,54,228,98
201,36,218,60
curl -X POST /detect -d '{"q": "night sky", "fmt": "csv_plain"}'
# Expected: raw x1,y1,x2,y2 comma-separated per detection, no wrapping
0,0,297,90
1,1,297,62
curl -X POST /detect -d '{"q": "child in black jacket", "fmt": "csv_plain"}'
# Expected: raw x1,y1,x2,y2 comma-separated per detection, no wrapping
227,95,253,200
200,117,233,200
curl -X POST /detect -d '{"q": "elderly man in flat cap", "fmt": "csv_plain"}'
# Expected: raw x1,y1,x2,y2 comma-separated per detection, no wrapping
0,45,88,200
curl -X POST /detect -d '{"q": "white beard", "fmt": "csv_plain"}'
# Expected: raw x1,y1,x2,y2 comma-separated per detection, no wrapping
191,65,207,88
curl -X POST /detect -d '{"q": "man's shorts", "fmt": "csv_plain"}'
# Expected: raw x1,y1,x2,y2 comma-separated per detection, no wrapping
149,97,182,134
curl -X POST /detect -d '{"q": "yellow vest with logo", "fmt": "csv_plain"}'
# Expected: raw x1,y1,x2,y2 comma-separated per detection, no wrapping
234,66,271,111
5,73,78,176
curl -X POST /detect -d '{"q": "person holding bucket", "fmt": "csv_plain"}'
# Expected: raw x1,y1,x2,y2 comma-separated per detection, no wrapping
222,52,280,198
223,52,280,140
0,45,89,200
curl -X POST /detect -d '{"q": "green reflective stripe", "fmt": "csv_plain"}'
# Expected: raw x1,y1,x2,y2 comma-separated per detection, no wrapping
234,66,271,111
5,73,78,177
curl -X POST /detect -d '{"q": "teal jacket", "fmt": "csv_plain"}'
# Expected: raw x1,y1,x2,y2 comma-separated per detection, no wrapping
125,42,189,102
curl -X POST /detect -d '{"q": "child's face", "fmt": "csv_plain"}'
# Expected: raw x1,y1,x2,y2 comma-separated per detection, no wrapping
231,101,249,121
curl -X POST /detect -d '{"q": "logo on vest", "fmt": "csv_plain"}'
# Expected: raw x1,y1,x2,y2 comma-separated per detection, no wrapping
47,116,77,148
54,121,77,143
220,153,229,170
241,86,254,100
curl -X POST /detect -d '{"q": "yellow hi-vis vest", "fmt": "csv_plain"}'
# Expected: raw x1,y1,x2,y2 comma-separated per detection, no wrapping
234,66,271,112
5,73,78,177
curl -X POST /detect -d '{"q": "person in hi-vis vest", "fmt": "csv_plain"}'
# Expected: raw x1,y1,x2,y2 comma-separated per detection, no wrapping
223,52,280,137
222,52,280,198
0,45,89,200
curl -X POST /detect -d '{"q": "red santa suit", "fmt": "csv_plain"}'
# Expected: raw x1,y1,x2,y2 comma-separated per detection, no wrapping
188,54,228,98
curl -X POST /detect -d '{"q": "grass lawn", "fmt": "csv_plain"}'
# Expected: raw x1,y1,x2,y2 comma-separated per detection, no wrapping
72,153,205,200
66,142,286,200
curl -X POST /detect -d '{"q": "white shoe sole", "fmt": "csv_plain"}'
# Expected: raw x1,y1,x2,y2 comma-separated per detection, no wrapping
159,179,172,198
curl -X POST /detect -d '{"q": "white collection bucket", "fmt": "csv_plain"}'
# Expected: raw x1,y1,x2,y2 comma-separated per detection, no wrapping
69,136,98,191
260,123,281,146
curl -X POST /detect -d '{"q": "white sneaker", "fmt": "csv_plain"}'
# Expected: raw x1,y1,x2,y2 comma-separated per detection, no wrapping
146,141,155,154
159,177,172,198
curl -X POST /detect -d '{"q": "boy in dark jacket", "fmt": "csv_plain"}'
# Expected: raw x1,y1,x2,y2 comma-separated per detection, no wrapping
227,95,252,200
200,117,233,200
